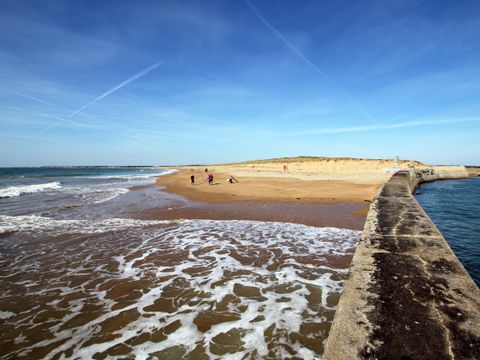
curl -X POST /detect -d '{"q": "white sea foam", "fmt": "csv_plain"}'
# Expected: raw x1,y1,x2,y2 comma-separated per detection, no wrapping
81,169,177,181
67,186,130,204
61,169,175,204
0,215,171,234
0,216,359,359
0,182,61,198
0,311,16,319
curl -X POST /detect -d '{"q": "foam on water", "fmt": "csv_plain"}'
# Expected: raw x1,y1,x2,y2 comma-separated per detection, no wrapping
0,182,62,198
0,311,16,319
67,186,131,204
0,215,171,234
0,216,359,359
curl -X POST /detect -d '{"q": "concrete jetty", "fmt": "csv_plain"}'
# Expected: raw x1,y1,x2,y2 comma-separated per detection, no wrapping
324,169,480,359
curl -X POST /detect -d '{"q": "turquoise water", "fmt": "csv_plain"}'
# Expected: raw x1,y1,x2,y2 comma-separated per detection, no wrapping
415,177,480,286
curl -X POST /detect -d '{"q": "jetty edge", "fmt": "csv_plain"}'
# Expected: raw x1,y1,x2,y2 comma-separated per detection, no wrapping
324,167,480,359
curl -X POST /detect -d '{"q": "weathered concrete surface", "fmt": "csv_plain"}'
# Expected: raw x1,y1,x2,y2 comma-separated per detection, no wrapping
324,170,480,360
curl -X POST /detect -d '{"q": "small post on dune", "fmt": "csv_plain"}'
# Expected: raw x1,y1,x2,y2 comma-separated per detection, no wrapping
393,156,400,172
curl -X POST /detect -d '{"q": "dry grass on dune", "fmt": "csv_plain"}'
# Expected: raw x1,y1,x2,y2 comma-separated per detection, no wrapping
217,156,426,168
207,156,428,183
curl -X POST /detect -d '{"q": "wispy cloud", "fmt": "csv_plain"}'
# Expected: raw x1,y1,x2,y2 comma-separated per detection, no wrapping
244,0,375,122
0,12,120,69
0,86,101,122
31,123,57,136
34,113,102,129
0,87,70,112
69,61,164,117
0,130,62,142
297,117,480,136
0,87,118,134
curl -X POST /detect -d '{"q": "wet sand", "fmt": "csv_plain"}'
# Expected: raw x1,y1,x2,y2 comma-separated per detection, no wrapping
141,197,369,230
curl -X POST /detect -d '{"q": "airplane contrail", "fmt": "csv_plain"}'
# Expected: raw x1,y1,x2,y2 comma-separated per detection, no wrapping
31,122,57,136
244,0,376,122
1,86,114,134
0,86,102,122
35,113,101,129
69,61,164,117
0,87,70,112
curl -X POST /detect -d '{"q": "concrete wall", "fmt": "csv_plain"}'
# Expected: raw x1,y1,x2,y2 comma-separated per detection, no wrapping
324,169,480,360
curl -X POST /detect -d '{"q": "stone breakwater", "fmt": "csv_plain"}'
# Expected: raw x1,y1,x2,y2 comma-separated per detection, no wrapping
466,167,480,177
324,168,480,360
417,166,470,182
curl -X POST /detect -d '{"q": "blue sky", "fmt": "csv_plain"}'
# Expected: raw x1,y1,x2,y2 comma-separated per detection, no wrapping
0,0,479,166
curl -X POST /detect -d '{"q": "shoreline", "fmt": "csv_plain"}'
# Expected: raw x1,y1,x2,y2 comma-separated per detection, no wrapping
152,160,468,229
152,162,387,229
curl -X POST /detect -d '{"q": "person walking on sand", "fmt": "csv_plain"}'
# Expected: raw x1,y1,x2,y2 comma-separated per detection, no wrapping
190,175,195,185
208,174,213,185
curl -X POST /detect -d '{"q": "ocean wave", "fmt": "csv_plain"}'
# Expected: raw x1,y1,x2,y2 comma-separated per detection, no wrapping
93,188,130,203
0,215,359,246
0,182,62,199
64,170,176,203
0,215,172,234
64,185,130,204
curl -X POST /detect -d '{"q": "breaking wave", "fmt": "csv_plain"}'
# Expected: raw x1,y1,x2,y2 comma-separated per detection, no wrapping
0,182,62,199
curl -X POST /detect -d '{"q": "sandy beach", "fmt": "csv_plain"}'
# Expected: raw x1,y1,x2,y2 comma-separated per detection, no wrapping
152,157,413,231
156,157,415,205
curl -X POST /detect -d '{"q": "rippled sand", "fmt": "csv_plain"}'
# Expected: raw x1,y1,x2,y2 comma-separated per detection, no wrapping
0,216,359,359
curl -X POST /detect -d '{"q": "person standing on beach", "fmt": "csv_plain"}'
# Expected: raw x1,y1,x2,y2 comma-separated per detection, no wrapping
208,174,213,184
190,175,195,185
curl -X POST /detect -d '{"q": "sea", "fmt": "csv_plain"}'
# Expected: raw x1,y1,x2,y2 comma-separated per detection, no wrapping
415,177,480,287
0,167,360,359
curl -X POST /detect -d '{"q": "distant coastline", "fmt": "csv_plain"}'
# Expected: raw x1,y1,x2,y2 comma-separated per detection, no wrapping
2,155,478,174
